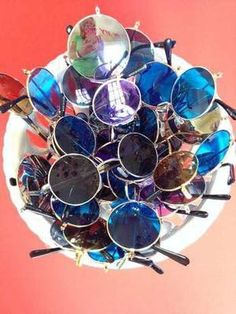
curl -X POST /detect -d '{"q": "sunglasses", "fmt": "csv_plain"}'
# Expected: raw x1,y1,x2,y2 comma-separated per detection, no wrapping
196,129,233,177
171,66,236,121
92,78,141,126
26,67,66,119
122,26,154,78
48,153,102,206
17,155,51,207
52,115,96,156
135,61,177,107
63,218,112,252
62,65,99,108
51,196,100,227
107,201,190,267
67,12,130,81
0,73,48,141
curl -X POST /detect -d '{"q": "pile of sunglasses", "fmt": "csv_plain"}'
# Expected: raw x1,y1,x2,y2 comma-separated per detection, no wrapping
1,8,236,274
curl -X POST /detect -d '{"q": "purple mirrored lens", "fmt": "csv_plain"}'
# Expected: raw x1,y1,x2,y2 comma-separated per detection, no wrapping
62,66,98,107
95,141,118,161
93,79,141,126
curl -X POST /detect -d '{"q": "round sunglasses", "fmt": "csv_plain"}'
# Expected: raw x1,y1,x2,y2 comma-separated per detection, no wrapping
135,61,178,106
92,78,141,126
67,12,130,81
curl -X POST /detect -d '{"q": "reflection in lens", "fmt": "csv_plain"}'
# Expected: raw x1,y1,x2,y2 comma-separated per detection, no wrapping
153,151,198,191
0,73,33,116
136,62,177,106
17,155,51,208
171,67,215,120
93,79,141,126
196,130,231,176
27,68,62,119
49,154,101,205
108,201,161,250
123,28,154,77
67,14,130,80
54,115,96,156
63,218,112,251
62,66,98,107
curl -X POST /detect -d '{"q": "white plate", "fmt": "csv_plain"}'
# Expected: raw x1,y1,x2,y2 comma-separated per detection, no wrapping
2,49,236,269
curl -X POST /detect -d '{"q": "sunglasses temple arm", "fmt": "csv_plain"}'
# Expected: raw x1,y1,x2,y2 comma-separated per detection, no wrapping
195,194,231,200
215,99,236,120
23,204,55,219
152,244,190,266
59,94,67,117
176,209,209,218
129,256,164,274
0,95,28,113
130,39,176,55
66,25,73,35
29,246,64,258
22,116,48,141
221,162,235,185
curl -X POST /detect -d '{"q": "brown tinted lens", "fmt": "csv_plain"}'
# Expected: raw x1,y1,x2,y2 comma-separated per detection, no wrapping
153,151,198,191
63,219,112,251
0,73,33,116
11,98,33,116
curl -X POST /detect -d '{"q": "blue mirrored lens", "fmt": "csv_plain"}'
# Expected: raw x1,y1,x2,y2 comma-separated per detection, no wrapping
171,67,215,119
88,243,125,263
196,130,231,176
136,107,159,142
50,221,68,247
135,62,177,106
28,68,62,118
54,116,96,156
63,199,100,226
51,196,65,220
108,201,161,250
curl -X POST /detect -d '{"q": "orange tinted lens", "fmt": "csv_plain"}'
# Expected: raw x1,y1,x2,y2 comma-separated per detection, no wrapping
153,151,198,191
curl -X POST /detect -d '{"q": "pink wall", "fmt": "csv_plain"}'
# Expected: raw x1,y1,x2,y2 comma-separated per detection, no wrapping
0,1,236,313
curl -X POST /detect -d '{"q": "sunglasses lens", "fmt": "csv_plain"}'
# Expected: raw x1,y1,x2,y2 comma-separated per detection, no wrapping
67,15,130,80
96,186,117,201
62,66,98,107
64,219,111,250
54,116,96,156
136,107,159,142
93,79,140,126
0,73,33,116
196,130,231,176
51,196,65,220
95,141,118,161
17,155,51,206
123,28,154,77
96,128,111,149
108,170,135,199
63,199,100,227
159,175,205,205
154,151,198,190
88,243,125,263
50,220,69,247
119,133,157,177
136,62,177,106
171,67,215,119
108,201,161,250
28,68,62,118
49,154,101,205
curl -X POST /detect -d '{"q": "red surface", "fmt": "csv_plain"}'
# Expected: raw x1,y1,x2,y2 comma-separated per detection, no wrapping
0,1,236,313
